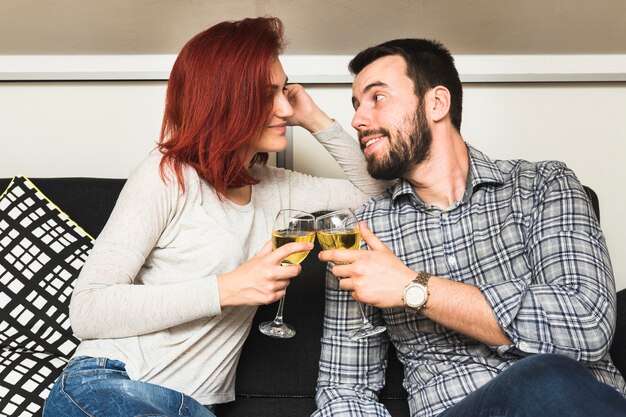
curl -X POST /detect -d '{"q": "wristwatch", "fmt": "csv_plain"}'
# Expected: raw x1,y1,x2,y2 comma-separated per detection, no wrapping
403,271,430,311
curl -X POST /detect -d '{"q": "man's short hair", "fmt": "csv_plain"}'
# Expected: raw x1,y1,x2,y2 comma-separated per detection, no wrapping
349,38,463,132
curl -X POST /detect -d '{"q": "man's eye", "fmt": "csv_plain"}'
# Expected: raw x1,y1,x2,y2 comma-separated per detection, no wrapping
375,94,384,102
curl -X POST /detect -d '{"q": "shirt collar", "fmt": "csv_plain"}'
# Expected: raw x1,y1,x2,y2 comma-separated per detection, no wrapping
390,144,505,206
467,144,504,190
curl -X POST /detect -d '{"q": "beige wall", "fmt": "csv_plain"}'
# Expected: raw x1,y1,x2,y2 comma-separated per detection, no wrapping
1,80,625,292
2,0,626,56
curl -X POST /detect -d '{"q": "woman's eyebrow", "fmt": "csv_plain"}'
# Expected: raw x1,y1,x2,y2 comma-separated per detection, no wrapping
273,76,289,90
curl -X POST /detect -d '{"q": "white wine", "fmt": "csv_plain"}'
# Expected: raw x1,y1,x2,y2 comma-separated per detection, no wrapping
314,210,387,340
272,230,316,265
316,229,361,251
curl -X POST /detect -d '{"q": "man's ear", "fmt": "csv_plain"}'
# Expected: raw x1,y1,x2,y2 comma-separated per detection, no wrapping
427,86,451,122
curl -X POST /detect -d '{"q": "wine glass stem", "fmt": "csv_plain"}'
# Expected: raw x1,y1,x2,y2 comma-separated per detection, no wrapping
357,302,370,325
273,293,286,324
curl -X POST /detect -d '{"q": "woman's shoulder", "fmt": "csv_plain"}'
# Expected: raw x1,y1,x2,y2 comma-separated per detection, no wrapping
131,152,161,173
249,165,318,193
129,152,201,191
250,164,289,182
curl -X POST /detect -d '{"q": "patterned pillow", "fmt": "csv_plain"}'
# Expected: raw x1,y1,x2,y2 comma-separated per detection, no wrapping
0,176,94,416
0,350,68,417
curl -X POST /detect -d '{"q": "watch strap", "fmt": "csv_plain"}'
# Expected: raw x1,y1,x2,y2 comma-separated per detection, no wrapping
414,271,430,287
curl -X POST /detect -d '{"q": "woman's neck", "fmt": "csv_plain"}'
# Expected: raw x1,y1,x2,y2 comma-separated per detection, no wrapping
226,185,252,206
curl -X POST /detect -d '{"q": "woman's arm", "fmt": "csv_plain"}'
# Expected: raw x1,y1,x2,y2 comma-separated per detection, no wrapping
286,84,392,197
69,156,221,339
70,156,316,340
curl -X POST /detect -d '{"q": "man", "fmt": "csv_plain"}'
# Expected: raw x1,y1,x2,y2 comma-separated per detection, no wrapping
313,38,626,417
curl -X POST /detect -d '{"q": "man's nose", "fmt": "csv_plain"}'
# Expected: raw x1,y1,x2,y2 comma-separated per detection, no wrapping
351,106,370,131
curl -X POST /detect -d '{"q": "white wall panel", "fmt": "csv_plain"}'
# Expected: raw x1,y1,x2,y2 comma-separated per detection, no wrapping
0,81,166,178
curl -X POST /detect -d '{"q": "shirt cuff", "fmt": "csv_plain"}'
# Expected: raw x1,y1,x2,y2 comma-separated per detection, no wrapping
312,119,343,142
195,274,222,317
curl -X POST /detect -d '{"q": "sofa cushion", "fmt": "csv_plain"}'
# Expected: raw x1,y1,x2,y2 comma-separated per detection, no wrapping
0,176,94,416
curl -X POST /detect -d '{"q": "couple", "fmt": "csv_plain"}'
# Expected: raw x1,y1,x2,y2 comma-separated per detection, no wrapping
43,16,626,417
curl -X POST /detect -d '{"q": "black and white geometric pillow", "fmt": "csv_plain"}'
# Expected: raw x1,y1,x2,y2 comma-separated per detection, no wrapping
0,350,67,417
0,176,93,416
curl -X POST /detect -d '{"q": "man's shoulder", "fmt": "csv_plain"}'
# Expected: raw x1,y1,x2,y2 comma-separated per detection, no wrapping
494,157,570,183
487,157,586,203
468,145,569,183
355,189,394,218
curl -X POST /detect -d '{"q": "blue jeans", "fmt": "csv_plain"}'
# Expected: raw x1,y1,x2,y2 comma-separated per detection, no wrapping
439,354,626,417
43,356,217,417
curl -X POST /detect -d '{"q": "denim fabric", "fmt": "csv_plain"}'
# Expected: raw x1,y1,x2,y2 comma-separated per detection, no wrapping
438,354,626,417
43,356,217,417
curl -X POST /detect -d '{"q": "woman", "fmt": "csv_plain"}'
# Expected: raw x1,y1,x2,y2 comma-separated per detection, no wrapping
43,17,385,417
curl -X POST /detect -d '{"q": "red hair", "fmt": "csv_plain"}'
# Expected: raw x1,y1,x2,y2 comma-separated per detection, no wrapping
157,17,285,196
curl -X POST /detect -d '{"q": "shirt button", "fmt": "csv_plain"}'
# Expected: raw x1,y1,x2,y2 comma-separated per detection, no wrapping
441,212,449,218
519,341,530,351
448,256,457,265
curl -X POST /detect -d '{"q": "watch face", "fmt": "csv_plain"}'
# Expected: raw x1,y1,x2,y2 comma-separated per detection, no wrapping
406,285,427,307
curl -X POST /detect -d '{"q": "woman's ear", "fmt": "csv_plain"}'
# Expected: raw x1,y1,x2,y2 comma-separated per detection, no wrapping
428,86,451,123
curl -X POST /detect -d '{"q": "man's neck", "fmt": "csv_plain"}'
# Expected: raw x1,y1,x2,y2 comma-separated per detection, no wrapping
405,131,469,209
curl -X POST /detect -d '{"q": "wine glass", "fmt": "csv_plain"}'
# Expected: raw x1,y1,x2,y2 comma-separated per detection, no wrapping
259,209,316,338
316,209,386,340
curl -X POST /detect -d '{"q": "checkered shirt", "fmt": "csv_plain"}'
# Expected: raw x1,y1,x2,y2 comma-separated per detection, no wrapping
313,145,626,417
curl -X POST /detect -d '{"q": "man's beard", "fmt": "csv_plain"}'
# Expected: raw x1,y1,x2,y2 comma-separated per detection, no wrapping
360,104,432,180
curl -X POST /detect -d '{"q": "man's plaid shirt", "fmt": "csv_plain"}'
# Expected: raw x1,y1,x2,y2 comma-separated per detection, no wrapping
313,145,626,417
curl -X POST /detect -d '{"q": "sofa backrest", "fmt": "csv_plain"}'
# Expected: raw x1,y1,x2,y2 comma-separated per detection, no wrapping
9,178,127,238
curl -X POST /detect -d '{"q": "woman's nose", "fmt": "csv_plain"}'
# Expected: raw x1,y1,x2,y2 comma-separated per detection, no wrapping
274,93,294,119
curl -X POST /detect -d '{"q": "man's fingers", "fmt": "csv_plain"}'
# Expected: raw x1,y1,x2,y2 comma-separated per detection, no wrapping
359,222,389,252
318,249,357,264
338,277,354,291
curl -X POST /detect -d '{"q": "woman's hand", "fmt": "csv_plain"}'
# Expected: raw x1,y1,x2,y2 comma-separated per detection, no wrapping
285,84,333,133
217,240,314,307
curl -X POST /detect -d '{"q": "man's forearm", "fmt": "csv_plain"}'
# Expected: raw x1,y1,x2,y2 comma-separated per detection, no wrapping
422,276,513,346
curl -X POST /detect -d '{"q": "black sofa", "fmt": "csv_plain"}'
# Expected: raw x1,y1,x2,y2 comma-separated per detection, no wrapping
0,177,624,417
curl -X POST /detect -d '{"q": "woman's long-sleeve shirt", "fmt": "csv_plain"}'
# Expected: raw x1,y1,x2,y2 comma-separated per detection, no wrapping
69,122,388,406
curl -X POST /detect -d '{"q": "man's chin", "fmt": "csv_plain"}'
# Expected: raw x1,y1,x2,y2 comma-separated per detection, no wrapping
367,162,398,181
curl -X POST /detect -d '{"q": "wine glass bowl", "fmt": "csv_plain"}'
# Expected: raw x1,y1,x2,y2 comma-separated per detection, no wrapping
316,224,361,258
272,228,315,265
259,209,315,339
315,209,386,340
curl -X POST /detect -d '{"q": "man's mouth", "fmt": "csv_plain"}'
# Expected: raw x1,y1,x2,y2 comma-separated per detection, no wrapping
360,132,388,153
364,135,384,148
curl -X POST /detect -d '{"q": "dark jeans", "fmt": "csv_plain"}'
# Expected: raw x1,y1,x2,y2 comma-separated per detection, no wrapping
43,356,217,417
439,354,626,417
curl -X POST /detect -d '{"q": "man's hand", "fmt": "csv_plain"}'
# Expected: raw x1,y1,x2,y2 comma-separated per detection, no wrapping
319,222,513,345
318,221,415,308
285,84,333,133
